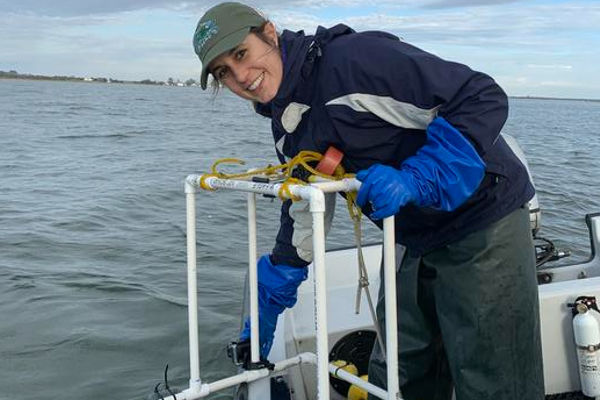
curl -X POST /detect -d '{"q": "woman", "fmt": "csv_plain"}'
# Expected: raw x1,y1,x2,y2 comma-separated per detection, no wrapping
193,2,544,399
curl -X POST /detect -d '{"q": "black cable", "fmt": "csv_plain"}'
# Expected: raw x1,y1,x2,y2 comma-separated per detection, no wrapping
154,382,165,400
164,364,176,400
534,236,556,268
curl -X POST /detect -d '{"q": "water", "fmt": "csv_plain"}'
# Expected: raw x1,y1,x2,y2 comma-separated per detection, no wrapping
1,79,599,400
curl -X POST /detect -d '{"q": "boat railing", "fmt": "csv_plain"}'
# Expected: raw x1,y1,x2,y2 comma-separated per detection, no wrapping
538,212,600,283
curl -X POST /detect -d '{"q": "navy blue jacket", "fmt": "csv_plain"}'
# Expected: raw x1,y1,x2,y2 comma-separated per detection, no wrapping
256,25,534,266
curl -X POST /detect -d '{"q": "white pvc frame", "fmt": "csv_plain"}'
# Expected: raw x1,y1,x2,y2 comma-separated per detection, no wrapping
171,174,402,400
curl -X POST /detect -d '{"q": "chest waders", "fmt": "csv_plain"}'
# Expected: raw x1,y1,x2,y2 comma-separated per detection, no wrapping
367,206,545,400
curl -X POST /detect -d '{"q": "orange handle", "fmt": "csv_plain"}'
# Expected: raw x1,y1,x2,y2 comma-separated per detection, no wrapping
316,146,344,175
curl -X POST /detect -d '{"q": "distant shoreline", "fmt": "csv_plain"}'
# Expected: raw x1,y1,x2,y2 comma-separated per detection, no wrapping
510,95,600,103
2,72,599,101
0,71,199,87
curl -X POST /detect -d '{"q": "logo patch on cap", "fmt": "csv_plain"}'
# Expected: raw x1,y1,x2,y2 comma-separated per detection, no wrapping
194,20,219,55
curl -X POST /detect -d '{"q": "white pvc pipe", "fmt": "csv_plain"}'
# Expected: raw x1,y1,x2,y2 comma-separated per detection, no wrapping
329,363,388,399
185,183,201,391
187,175,402,399
302,352,389,400
189,175,360,201
165,353,317,400
309,177,361,193
162,351,390,400
247,193,260,363
309,189,330,400
192,175,286,198
383,217,400,400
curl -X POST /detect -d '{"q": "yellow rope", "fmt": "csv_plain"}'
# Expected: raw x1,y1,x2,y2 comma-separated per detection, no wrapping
278,177,304,202
206,151,362,238
209,151,356,201
346,191,363,222
209,151,362,225
199,174,218,191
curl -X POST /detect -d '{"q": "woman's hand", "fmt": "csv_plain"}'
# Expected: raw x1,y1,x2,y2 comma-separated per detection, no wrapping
356,164,415,219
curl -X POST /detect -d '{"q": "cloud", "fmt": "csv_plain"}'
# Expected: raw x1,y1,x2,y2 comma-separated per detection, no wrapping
527,64,573,70
540,80,578,87
3,2,597,52
0,0,523,17
1,0,599,98
343,3,598,50
0,0,173,16
0,0,371,16
2,0,598,41
422,0,523,9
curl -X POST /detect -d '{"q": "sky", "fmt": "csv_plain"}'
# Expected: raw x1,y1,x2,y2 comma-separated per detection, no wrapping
0,0,598,99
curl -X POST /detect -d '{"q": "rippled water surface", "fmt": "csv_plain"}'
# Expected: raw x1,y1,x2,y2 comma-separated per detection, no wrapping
1,79,599,399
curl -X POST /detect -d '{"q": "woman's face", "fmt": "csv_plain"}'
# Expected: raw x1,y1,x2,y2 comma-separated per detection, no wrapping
209,22,283,104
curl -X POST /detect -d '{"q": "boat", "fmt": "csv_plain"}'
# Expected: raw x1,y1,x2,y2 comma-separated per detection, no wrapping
149,136,600,400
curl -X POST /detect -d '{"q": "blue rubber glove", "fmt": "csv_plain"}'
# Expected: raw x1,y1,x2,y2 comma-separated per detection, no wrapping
356,117,486,219
356,165,415,220
240,254,308,359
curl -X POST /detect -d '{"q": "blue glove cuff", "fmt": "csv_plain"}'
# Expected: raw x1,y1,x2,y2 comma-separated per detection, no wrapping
402,116,486,211
240,254,307,358
257,255,307,307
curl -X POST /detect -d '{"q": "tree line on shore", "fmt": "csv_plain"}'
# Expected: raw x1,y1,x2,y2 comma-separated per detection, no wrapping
0,70,201,87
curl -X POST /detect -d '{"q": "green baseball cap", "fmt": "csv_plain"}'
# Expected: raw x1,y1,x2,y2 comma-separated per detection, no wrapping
193,2,266,89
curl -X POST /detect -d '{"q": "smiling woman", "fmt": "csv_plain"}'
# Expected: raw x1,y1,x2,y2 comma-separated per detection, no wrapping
193,2,282,103
191,2,545,399
208,24,282,103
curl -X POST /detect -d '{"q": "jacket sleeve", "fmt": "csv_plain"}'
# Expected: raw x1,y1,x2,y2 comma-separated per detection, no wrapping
321,32,508,158
272,200,310,267
271,195,336,268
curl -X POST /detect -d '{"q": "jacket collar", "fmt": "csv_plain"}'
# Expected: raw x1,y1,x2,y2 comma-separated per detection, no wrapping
254,24,355,118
